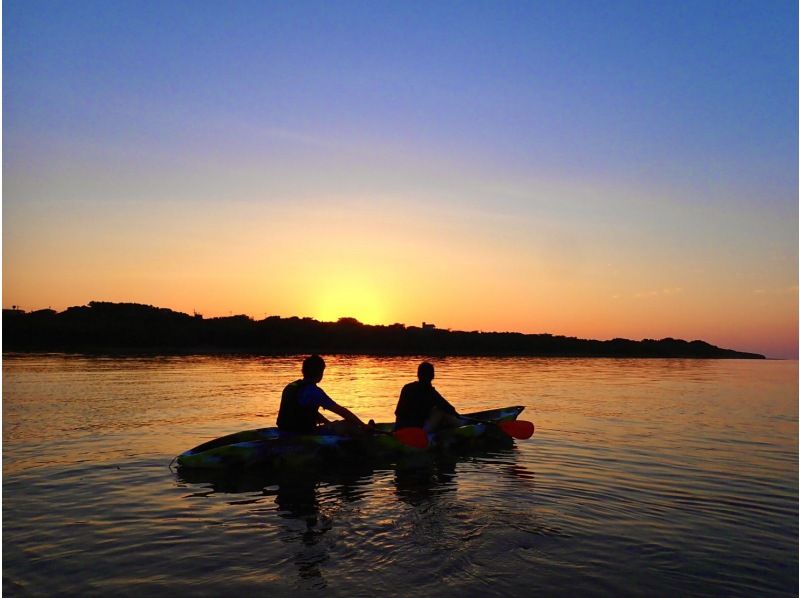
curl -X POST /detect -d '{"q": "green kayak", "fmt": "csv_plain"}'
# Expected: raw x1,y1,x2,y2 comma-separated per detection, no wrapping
176,405,531,470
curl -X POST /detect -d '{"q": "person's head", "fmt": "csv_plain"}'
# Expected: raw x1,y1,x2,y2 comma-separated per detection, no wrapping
302,354,326,382
417,361,434,384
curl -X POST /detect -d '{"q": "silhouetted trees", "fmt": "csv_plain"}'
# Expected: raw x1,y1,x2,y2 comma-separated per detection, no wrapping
2,301,765,358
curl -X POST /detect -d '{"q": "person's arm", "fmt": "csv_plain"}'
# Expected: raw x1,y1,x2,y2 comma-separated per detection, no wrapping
326,401,366,427
432,387,458,416
310,386,366,428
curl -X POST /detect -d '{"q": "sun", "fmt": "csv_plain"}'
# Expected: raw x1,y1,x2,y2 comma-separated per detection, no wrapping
312,278,388,325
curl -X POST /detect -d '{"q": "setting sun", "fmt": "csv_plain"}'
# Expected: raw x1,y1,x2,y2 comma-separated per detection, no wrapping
311,275,388,325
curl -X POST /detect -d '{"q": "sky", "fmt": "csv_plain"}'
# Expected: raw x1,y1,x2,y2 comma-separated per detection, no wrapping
3,0,798,358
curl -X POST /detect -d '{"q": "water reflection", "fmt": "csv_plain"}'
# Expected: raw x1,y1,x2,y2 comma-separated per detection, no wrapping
175,446,522,588
393,460,458,506
271,472,333,587
176,463,378,588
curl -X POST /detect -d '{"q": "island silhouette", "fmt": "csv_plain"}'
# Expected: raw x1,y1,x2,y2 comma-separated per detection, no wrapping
3,301,764,358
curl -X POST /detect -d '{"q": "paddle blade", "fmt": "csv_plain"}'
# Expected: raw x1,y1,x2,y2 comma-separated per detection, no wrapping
393,427,429,449
499,420,534,440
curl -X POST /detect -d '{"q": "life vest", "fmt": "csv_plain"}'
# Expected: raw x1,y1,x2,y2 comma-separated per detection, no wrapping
277,379,319,433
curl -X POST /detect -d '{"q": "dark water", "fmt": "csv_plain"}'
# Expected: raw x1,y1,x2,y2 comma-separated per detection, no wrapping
3,355,797,596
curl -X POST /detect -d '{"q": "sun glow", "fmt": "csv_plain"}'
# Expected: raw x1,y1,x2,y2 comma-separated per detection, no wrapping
311,277,388,325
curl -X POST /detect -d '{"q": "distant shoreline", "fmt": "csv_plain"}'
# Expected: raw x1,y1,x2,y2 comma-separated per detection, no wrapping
3,350,781,361
3,301,766,359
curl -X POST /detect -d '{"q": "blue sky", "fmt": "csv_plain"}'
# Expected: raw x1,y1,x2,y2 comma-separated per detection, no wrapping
6,1,796,191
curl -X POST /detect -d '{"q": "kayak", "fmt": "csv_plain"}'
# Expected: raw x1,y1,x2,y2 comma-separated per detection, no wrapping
176,405,530,470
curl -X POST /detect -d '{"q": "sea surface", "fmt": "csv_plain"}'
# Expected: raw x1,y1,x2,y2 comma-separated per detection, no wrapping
3,354,797,596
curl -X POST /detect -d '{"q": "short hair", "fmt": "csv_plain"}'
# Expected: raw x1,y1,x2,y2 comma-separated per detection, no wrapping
302,354,325,378
417,361,434,381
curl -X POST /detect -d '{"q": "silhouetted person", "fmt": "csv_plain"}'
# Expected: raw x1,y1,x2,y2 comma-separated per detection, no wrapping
278,355,366,434
395,362,461,432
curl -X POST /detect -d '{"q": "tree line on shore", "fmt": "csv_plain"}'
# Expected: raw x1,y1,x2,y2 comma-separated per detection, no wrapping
2,301,765,358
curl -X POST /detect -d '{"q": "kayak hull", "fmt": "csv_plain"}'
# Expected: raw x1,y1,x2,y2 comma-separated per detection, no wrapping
176,405,528,470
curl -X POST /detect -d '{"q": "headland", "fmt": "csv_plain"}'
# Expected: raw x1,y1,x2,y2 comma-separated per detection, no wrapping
2,302,765,358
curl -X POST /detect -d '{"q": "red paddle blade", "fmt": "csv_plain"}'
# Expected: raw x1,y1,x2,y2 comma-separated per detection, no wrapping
393,427,429,449
499,420,534,440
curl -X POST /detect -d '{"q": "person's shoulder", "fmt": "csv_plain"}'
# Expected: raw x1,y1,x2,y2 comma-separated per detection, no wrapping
297,382,328,406
298,382,318,395
311,385,336,408
283,379,303,392
401,381,420,392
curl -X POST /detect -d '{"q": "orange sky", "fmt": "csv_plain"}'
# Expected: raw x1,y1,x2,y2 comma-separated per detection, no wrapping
4,191,797,358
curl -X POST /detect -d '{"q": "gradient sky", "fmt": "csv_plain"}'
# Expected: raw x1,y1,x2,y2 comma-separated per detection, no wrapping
3,0,798,358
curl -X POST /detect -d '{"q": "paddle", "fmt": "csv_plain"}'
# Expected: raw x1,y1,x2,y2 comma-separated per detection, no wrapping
392,427,429,449
497,420,534,439
365,420,428,449
461,417,535,440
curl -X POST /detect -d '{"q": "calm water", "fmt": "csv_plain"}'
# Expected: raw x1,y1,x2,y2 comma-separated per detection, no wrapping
3,355,797,596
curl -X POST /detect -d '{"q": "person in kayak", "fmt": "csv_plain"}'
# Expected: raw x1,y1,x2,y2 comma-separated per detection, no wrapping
278,355,367,434
395,361,462,432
